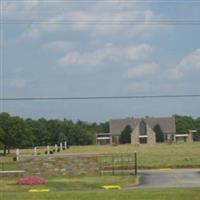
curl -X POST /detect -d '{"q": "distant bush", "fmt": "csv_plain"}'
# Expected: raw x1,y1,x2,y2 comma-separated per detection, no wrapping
49,150,53,154
17,176,47,185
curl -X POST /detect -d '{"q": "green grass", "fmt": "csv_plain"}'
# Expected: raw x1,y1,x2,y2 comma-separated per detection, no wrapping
1,142,200,169
0,188,200,200
65,142,200,168
0,175,137,192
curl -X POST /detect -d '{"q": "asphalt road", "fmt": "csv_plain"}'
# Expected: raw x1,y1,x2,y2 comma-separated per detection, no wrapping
137,169,200,188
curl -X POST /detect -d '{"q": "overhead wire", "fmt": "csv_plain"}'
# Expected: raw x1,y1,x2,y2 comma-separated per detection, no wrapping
0,94,200,101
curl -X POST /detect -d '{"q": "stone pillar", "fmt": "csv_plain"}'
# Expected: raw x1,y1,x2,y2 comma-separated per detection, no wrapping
47,145,50,155
34,147,37,155
110,135,113,145
187,130,194,142
147,125,156,145
16,149,20,161
60,143,63,151
55,144,58,152
131,125,140,145
64,141,67,149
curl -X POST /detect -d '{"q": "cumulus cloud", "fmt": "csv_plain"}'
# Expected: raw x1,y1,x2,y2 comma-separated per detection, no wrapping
171,49,200,79
5,1,171,39
124,62,159,79
42,41,74,52
57,43,153,71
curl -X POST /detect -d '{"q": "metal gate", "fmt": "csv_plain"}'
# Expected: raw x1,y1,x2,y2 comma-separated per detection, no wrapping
98,153,137,176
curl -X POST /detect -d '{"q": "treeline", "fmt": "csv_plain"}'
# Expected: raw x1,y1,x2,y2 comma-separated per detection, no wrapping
0,112,109,155
175,115,200,141
0,112,200,155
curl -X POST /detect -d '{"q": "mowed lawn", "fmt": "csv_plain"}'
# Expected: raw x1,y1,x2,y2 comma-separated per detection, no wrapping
1,188,200,200
1,142,200,168
0,176,137,192
60,142,200,168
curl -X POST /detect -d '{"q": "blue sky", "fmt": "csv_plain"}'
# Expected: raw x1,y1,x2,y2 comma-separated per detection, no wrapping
1,0,200,122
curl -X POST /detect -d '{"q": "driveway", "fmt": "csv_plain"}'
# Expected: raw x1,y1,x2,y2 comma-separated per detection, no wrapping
137,169,200,188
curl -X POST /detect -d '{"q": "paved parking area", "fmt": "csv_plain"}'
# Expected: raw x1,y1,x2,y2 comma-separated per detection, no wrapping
138,169,200,188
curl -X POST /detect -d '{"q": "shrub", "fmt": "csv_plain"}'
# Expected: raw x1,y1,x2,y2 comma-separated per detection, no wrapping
17,176,47,185
50,150,53,154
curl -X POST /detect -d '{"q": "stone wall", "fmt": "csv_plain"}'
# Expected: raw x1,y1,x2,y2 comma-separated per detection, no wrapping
147,125,156,145
131,124,156,145
17,154,100,176
131,125,140,144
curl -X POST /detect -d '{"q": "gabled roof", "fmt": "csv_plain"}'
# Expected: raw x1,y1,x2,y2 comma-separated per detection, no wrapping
110,116,176,135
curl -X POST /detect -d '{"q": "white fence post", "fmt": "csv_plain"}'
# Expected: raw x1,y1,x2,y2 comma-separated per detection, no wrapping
34,147,37,155
55,144,58,152
47,145,50,155
16,149,20,161
60,143,63,151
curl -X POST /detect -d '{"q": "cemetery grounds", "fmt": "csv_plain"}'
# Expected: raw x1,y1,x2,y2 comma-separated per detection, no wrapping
0,142,200,199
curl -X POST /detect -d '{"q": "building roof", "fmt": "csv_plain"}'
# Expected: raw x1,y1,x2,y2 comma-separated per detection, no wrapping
110,116,176,135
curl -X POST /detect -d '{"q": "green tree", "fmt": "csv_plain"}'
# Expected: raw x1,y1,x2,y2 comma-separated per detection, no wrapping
153,124,165,143
0,113,33,155
175,115,196,134
58,132,67,143
194,118,200,141
119,125,132,144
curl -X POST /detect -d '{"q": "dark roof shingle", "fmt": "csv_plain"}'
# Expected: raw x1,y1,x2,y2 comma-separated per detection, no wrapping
110,116,176,135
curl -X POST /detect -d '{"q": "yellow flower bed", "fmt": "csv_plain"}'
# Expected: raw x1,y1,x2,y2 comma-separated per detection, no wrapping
102,185,121,190
29,189,50,193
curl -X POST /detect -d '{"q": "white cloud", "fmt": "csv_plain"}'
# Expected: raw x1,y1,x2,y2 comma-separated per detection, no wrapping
57,43,153,71
5,1,171,40
126,44,153,61
124,62,159,79
42,41,74,52
20,26,40,39
171,49,200,79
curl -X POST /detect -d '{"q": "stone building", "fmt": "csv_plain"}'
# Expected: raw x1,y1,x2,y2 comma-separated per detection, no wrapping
96,116,195,145
109,116,176,144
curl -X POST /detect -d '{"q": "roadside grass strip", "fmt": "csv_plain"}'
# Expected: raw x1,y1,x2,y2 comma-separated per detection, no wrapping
102,185,121,190
29,189,50,193
159,168,172,171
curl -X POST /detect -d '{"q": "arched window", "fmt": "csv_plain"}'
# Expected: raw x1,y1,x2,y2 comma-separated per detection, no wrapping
139,120,147,135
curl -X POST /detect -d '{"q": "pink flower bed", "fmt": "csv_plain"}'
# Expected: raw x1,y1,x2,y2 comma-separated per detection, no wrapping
17,176,48,185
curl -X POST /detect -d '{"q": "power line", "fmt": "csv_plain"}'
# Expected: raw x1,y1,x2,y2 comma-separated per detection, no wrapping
1,19,200,25
1,94,200,101
5,0,200,2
